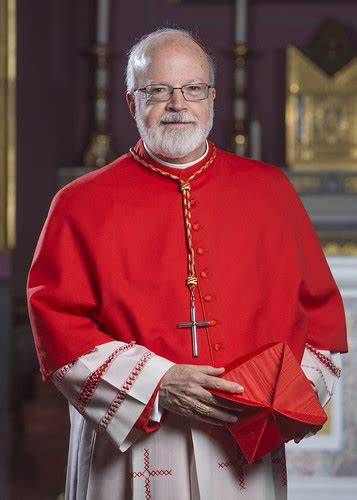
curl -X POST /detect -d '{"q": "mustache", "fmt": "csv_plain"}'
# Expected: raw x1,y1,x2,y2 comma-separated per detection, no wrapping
160,112,197,124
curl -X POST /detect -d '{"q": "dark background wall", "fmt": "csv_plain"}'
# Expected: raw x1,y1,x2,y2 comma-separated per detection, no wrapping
15,1,95,291
3,1,356,496
14,0,357,298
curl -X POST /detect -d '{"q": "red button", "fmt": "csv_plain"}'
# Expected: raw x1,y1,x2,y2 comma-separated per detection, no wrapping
196,247,204,255
213,343,222,351
190,199,197,207
209,319,217,326
204,294,213,302
192,222,200,231
200,270,208,279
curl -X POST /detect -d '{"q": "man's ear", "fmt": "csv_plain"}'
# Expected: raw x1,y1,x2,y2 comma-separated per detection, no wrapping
211,87,216,100
126,92,136,118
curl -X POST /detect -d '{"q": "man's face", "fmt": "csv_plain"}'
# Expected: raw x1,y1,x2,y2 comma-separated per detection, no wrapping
127,38,216,160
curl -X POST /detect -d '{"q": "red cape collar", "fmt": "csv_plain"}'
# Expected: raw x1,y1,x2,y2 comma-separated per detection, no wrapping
130,138,217,181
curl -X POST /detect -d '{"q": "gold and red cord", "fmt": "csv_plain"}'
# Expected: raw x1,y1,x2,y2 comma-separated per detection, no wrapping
129,145,217,303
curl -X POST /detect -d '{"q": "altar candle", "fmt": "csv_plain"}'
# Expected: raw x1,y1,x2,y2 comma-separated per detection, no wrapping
97,0,110,45
250,119,262,160
235,0,247,43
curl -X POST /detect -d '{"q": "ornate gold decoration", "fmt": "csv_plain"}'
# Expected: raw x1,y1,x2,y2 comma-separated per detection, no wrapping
288,175,322,193
344,177,357,193
83,45,115,168
286,21,357,172
322,241,357,256
83,133,114,169
0,0,16,250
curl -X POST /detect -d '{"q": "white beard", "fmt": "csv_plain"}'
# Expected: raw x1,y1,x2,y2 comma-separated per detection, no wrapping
135,108,214,160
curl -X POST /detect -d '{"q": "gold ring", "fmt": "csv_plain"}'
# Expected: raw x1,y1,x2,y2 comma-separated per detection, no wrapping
193,401,212,416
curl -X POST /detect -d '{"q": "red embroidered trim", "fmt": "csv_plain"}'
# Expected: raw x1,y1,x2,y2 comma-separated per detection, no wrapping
76,342,136,414
217,450,248,490
302,364,333,398
52,361,75,383
271,446,287,487
98,351,153,432
130,448,172,500
306,344,341,377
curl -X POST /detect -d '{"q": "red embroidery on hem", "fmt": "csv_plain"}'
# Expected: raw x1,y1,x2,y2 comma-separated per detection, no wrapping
52,362,75,383
217,450,249,490
97,351,153,432
305,344,341,377
130,448,172,500
76,342,136,413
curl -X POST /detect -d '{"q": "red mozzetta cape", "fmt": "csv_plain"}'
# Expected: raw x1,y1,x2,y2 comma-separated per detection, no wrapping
27,140,348,380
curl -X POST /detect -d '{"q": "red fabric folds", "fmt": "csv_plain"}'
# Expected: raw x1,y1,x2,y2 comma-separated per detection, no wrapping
26,140,348,380
211,342,327,463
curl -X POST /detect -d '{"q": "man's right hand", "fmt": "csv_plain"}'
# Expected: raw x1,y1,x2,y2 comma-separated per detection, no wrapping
158,364,244,426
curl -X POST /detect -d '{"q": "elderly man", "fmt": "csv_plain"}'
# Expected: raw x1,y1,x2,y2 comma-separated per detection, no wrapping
27,28,347,500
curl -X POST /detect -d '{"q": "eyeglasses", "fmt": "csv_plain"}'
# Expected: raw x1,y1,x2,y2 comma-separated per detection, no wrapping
133,83,212,102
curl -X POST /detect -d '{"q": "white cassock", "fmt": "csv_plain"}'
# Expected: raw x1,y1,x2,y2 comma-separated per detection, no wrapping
52,341,341,500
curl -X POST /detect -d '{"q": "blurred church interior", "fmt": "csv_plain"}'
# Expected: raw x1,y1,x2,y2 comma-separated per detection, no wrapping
1,0,357,498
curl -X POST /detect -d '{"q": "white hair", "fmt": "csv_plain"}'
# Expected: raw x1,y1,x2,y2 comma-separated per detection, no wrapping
125,28,216,92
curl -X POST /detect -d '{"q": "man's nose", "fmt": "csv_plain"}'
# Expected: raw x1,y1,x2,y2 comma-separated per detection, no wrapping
166,88,187,111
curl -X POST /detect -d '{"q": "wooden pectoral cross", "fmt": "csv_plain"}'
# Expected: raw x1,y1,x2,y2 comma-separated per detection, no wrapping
177,302,211,357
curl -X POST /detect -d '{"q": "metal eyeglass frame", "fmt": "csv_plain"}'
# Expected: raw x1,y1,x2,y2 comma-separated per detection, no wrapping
133,83,212,102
